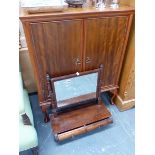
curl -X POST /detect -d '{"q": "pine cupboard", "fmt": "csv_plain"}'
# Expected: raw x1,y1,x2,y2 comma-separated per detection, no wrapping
20,6,134,121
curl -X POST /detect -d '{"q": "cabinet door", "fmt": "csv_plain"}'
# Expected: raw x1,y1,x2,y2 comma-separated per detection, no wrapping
29,20,83,100
84,16,128,89
30,19,83,77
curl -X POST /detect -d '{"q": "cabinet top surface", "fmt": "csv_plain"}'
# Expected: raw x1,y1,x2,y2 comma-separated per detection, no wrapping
20,5,134,21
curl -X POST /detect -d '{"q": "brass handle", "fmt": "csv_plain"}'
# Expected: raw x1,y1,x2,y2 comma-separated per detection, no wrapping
86,57,92,64
124,91,128,96
75,58,81,65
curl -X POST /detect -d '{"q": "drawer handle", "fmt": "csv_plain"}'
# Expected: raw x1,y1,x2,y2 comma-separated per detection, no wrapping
75,58,81,65
124,92,128,96
86,57,92,64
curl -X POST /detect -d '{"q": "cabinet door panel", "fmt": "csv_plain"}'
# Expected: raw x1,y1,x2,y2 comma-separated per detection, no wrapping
84,16,128,88
30,20,83,77
29,20,83,100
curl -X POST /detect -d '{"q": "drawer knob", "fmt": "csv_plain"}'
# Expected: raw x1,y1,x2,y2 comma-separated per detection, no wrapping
75,58,81,65
86,57,92,64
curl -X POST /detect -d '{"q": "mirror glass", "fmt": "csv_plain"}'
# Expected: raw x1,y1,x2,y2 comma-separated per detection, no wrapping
54,72,98,108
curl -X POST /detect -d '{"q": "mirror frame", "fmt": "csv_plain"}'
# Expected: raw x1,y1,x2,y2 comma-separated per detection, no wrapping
49,65,103,114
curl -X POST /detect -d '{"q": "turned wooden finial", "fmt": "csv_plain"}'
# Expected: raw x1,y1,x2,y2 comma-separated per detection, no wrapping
100,64,104,70
46,73,50,81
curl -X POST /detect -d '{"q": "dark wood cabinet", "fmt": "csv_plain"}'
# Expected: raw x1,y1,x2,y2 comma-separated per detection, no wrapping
29,20,83,102
30,19,83,76
20,6,134,119
84,16,128,88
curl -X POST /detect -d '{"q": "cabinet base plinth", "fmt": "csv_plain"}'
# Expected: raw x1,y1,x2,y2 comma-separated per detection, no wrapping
115,95,135,111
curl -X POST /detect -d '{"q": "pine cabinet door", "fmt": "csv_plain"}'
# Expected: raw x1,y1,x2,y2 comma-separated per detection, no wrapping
84,16,128,89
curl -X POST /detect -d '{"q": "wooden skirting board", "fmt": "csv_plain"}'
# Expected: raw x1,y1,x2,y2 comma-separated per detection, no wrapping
115,95,135,111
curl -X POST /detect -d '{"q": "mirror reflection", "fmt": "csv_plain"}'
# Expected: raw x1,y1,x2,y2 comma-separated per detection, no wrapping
54,72,98,107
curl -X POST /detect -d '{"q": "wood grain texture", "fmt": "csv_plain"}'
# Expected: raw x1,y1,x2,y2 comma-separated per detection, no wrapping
115,0,135,111
22,22,45,103
120,0,135,7
115,95,135,111
51,103,111,133
56,117,113,141
84,16,128,87
29,19,83,100
20,6,134,108
118,15,135,100
49,66,111,138
57,92,96,108
19,48,37,93
20,6,134,22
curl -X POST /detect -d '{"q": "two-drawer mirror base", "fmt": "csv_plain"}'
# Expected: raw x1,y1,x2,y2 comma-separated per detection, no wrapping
51,101,112,141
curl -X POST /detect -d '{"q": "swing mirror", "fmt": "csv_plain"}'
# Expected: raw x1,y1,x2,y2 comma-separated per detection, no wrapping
51,69,100,109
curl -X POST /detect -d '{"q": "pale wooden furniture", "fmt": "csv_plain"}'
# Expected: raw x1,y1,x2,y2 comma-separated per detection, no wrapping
20,6,134,122
115,0,135,111
19,48,37,93
19,20,37,93
114,23,135,111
